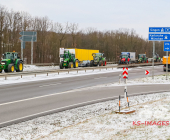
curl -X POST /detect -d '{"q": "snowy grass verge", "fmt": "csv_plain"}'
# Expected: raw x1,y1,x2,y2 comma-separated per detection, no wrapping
0,92,169,140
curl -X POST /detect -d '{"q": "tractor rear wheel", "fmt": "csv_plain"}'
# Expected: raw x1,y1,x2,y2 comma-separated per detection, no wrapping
16,61,23,72
68,62,73,68
103,61,107,66
74,60,78,68
60,62,64,69
8,64,15,72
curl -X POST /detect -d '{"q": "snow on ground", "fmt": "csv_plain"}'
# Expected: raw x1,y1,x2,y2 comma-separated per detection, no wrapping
0,92,169,140
23,65,60,71
104,73,170,87
0,67,123,85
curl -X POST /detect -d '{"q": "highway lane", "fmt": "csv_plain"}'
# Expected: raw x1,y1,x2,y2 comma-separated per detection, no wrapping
0,84,169,127
0,65,168,126
0,65,164,103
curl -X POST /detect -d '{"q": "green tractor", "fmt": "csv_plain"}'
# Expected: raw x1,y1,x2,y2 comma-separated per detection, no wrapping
90,53,107,66
0,52,23,73
60,50,79,69
154,53,161,62
137,54,148,63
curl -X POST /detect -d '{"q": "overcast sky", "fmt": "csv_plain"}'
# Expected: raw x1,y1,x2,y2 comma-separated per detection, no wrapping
1,0,169,39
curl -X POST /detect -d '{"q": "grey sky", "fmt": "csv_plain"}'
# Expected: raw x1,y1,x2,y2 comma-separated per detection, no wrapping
1,0,169,39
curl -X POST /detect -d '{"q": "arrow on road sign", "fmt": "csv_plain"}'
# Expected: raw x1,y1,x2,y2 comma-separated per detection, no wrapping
123,67,128,79
145,70,149,75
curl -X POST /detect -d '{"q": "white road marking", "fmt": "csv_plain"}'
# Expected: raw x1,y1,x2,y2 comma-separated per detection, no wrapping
94,77,107,79
39,83,61,87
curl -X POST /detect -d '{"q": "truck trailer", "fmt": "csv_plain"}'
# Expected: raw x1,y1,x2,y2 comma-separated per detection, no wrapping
59,48,99,62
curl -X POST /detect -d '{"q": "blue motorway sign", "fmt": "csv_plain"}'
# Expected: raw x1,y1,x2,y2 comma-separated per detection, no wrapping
148,34,170,41
164,42,170,51
19,31,37,36
149,27,170,33
19,36,37,42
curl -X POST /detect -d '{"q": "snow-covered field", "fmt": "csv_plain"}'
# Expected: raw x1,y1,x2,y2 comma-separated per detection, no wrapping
0,73,170,139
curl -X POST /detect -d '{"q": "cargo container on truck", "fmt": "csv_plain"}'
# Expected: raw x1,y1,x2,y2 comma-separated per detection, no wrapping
59,48,99,62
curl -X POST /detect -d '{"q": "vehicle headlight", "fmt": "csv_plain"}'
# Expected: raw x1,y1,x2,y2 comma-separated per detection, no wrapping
1,63,5,65
64,61,67,62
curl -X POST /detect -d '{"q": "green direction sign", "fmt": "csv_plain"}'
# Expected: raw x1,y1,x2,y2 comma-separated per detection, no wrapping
19,31,37,36
19,36,37,42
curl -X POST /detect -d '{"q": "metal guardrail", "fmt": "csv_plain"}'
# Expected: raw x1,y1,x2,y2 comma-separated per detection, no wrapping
0,62,162,79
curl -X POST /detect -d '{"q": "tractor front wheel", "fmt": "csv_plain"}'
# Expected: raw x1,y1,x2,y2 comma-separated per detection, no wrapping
103,61,107,66
8,64,15,72
69,62,74,68
16,61,23,72
0,69,2,73
99,60,103,66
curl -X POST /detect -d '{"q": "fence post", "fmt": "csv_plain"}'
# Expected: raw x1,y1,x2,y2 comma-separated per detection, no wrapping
21,75,22,78
58,72,59,75
119,95,121,112
5,76,7,80
47,73,48,76
35,74,36,77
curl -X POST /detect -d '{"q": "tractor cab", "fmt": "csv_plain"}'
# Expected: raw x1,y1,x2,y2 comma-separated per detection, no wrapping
2,52,19,63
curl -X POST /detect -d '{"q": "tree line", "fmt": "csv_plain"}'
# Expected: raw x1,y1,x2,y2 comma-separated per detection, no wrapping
0,5,164,64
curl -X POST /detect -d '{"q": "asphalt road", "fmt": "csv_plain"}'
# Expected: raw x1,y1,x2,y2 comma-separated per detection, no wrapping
0,65,169,127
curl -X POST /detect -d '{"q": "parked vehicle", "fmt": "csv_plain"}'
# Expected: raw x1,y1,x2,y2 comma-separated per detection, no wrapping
59,50,79,69
79,60,90,67
119,52,136,64
0,52,23,73
90,53,106,66
162,56,170,71
137,54,148,63
59,48,99,62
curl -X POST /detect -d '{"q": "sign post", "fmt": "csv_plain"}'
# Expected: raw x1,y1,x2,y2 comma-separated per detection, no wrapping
149,27,170,80
163,42,170,80
123,67,128,98
19,31,37,64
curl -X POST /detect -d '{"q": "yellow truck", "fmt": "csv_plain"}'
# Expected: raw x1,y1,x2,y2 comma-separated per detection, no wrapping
59,48,99,62
162,56,170,71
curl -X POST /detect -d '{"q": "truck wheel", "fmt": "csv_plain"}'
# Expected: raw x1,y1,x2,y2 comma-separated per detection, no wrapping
74,60,78,68
90,60,94,67
60,62,63,69
16,61,23,72
8,64,15,72
69,62,73,68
